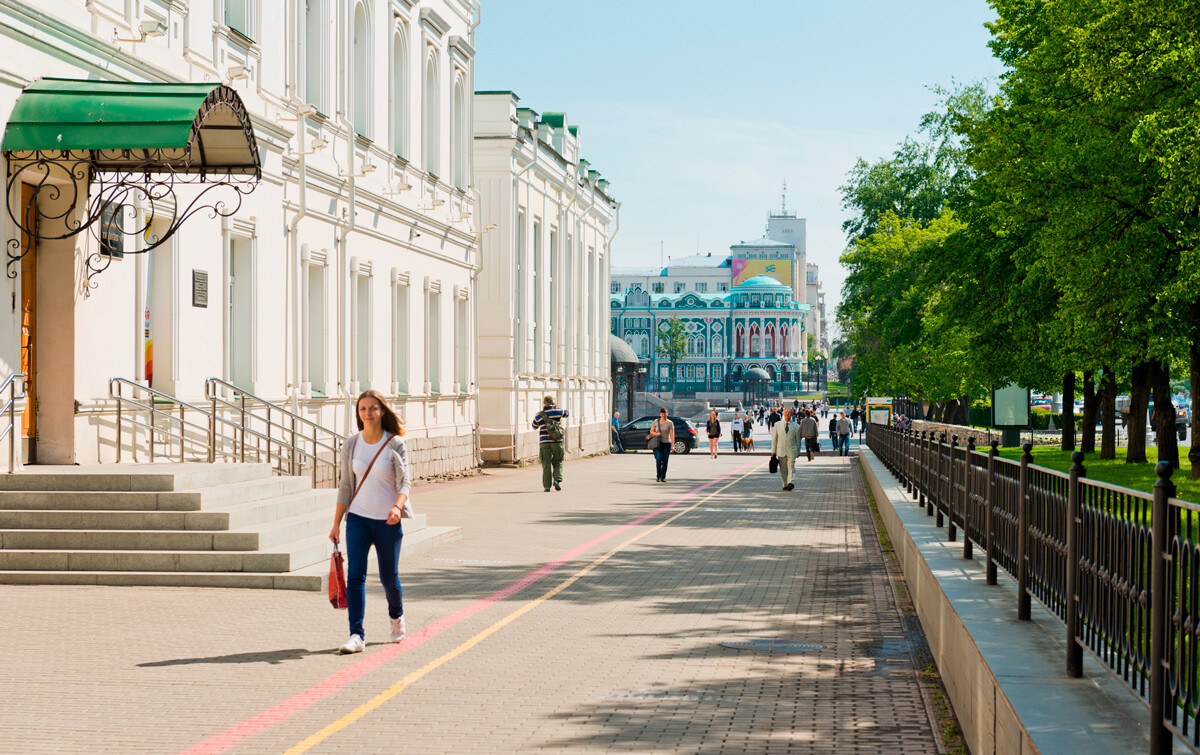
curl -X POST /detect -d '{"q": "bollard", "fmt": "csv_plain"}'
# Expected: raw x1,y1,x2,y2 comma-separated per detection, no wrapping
935,433,945,526
1018,442,1033,621
964,438,976,560
948,435,959,542
1149,460,1175,755
986,440,999,585
1065,451,1085,677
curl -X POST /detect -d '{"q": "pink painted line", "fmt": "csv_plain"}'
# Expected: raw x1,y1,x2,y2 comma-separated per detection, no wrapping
179,459,761,755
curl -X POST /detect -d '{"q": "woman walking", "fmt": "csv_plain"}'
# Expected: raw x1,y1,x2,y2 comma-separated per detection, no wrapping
706,409,721,459
648,408,676,482
329,390,414,654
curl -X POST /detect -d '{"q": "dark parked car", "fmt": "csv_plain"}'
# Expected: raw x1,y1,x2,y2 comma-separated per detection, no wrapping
618,416,697,454
1148,403,1190,442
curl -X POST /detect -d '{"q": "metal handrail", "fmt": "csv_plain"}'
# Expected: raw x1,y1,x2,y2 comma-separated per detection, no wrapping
0,373,25,472
109,378,213,463
204,378,345,487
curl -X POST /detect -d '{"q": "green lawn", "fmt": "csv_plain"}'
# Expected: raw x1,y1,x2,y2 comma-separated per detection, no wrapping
995,446,1198,503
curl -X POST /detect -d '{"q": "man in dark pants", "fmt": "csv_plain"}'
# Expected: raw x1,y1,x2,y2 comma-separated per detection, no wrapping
532,396,568,492
731,412,744,453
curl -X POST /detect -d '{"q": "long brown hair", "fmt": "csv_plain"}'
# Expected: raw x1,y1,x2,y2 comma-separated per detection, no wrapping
355,390,406,436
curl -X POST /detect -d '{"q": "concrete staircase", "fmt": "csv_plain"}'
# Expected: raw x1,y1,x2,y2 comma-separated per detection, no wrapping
0,463,461,590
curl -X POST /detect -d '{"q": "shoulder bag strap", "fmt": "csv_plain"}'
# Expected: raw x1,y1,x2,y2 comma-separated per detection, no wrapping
349,434,391,505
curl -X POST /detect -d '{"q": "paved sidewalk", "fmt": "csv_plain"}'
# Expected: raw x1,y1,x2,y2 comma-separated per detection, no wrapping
0,437,938,754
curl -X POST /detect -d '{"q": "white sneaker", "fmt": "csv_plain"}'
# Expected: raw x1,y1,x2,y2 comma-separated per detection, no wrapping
390,616,407,642
338,634,365,654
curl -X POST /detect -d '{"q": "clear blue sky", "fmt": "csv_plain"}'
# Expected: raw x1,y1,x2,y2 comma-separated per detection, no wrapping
475,1,1007,334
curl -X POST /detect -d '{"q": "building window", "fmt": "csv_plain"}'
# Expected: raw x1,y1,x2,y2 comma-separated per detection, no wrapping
765,323,776,358
717,282,729,292
225,0,255,40
695,282,707,293
392,281,409,394
765,295,774,306
452,77,467,190
455,296,469,391
674,282,685,293
351,2,370,137
391,29,408,157
423,56,440,175
426,289,441,392
304,0,325,111
611,282,620,294
712,364,723,380
652,282,664,294
750,323,761,357
353,273,371,390
751,294,760,307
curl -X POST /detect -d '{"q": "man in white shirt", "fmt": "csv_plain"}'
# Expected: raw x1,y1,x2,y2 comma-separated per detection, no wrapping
771,408,801,490
731,412,745,453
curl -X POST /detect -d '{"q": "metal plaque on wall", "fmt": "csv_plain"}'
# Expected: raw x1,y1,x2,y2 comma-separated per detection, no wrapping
192,270,208,308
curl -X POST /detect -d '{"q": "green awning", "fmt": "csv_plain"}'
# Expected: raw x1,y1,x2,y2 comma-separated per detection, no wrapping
2,78,260,176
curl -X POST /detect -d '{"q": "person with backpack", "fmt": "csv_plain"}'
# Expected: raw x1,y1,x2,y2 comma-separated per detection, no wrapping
648,408,676,482
329,390,413,654
532,395,568,492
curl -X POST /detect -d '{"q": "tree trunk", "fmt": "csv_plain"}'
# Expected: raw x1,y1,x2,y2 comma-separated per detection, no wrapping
959,394,970,426
942,398,960,425
925,402,936,421
1061,372,1076,451
1191,302,1200,479
1100,368,1117,460
1080,370,1096,454
1127,362,1151,464
1150,359,1179,468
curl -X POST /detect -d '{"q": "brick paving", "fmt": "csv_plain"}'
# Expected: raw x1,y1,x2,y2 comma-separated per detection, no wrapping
0,434,939,754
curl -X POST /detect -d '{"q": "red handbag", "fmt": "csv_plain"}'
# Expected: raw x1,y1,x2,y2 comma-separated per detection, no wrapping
328,550,348,609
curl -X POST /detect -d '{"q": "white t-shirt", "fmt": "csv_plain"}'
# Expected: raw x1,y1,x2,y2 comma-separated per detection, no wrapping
349,435,397,520
732,417,744,432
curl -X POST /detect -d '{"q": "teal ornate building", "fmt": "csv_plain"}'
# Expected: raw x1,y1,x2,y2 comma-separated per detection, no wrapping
610,275,811,394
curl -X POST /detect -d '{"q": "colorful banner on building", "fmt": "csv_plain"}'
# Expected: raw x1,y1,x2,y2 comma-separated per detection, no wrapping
731,259,792,288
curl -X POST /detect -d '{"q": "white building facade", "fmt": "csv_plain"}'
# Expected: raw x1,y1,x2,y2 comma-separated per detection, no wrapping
0,0,481,478
473,93,616,463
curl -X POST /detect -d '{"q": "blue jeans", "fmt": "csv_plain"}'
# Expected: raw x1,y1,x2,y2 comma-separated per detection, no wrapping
838,433,851,456
653,445,671,480
345,512,404,639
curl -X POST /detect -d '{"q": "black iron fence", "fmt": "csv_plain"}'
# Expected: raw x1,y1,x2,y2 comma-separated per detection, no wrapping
866,423,1197,754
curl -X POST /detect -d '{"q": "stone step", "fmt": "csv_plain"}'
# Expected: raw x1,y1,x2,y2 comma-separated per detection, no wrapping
0,534,330,573
0,475,315,511
0,463,275,492
0,570,324,590
0,489,336,531
0,524,458,590
0,512,428,552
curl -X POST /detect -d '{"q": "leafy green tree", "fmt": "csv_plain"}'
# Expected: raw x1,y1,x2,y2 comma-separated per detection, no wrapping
656,317,688,393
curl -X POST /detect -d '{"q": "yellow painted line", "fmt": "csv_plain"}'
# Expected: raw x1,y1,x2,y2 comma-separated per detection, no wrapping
282,462,766,754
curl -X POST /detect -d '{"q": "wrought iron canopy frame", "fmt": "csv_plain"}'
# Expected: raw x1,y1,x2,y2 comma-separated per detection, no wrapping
3,84,262,289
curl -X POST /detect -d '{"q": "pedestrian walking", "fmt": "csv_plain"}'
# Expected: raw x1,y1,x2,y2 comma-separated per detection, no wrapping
836,412,853,456
611,411,624,453
828,415,837,444
532,396,568,492
767,405,782,431
648,408,675,482
742,414,754,449
771,408,801,490
798,411,819,461
731,412,744,453
329,390,413,654
706,410,721,459
850,406,862,434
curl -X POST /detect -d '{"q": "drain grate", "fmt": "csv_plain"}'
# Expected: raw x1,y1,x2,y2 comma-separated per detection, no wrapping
720,639,824,653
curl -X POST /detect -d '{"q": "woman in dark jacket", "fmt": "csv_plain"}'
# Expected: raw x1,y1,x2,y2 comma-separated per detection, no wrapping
706,410,721,459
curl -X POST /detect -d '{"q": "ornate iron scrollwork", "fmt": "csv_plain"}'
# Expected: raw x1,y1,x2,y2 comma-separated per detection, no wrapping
3,84,262,291
5,152,259,291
